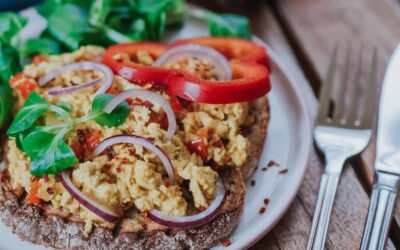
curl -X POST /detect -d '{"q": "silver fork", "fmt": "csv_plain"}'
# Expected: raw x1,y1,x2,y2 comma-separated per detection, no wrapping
307,45,377,250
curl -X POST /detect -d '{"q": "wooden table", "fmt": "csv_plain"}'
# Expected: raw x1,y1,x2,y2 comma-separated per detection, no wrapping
190,0,400,249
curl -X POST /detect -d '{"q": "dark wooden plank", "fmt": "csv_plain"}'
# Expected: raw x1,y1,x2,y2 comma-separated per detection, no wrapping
274,0,400,244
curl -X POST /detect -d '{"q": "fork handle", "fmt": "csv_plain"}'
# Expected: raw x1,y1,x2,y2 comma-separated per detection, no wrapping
360,171,400,250
307,171,341,250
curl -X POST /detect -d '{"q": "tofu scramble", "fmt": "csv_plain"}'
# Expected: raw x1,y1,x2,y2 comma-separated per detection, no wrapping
6,46,252,235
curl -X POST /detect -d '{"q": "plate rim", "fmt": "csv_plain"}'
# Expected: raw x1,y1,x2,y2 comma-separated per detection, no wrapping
236,36,313,248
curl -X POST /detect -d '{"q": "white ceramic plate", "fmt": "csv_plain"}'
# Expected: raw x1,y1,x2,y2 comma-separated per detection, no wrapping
0,6,312,250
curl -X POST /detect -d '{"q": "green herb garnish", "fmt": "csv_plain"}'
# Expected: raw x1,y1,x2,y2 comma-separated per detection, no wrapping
7,93,130,177
76,94,130,127
25,128,78,176
7,92,50,136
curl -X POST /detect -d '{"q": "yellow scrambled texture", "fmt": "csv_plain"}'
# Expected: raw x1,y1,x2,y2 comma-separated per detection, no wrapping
6,46,250,234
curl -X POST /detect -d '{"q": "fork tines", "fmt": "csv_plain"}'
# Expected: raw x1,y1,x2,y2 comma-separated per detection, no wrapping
316,44,378,129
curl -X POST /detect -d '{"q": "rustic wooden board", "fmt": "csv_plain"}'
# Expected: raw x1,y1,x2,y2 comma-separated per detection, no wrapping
274,0,400,244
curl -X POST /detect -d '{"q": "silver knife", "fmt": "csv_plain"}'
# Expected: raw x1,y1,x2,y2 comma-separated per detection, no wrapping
361,45,400,250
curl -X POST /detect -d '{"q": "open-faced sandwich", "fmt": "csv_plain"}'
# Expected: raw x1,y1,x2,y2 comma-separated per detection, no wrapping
0,37,271,249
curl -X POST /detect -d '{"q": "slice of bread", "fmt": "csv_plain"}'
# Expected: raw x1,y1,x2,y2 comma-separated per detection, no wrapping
0,97,269,249
0,167,244,249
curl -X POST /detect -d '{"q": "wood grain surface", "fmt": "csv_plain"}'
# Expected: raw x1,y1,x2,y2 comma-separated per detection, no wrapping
248,3,394,249
188,0,400,248
273,0,400,247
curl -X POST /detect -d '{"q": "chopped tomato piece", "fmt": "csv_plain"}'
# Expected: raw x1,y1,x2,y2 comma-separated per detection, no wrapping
148,112,169,131
160,113,169,130
26,179,42,205
169,96,183,113
197,128,208,140
9,73,25,87
9,73,38,99
142,100,154,109
106,87,119,95
33,55,44,64
187,138,207,159
71,141,85,161
71,130,102,161
85,130,102,153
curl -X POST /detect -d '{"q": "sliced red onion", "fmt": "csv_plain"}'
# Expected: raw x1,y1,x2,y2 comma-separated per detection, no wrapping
38,61,113,96
103,89,177,139
154,44,232,81
48,78,102,96
148,176,226,229
60,171,119,222
92,135,175,184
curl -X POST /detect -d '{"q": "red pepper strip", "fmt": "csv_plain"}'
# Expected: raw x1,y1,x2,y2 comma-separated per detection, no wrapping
170,37,270,68
102,42,172,85
103,39,271,104
166,60,271,104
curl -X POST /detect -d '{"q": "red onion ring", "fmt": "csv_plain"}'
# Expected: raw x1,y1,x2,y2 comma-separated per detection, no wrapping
38,61,114,96
148,176,226,228
60,171,119,222
154,44,232,81
92,135,175,184
48,78,102,96
103,89,177,139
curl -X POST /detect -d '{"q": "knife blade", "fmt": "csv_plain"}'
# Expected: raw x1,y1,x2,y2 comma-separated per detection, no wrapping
360,45,400,250
375,45,400,175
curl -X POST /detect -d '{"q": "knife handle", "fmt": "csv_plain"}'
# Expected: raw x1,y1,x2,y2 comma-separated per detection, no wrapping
361,171,400,250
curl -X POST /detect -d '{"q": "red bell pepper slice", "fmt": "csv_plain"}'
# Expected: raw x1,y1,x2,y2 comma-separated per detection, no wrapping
102,42,172,85
102,38,271,104
170,37,269,67
166,60,271,104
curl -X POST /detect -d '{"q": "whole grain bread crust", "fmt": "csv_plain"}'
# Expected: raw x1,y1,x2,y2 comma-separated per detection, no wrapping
0,97,269,249
0,168,244,250
241,97,270,179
